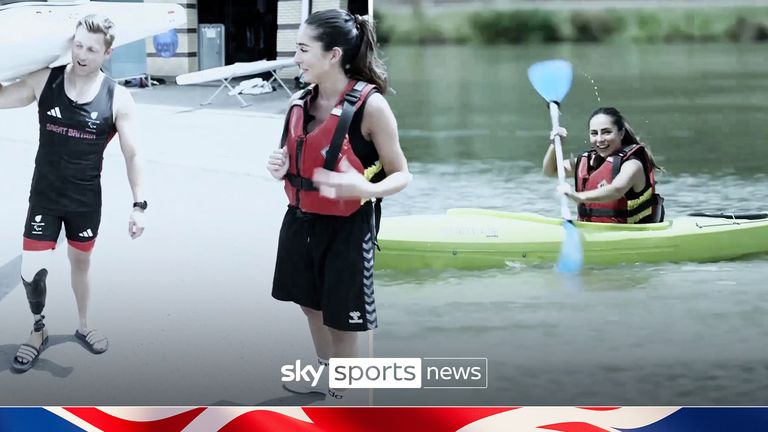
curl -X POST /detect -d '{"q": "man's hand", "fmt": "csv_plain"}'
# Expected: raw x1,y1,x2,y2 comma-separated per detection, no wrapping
129,209,145,239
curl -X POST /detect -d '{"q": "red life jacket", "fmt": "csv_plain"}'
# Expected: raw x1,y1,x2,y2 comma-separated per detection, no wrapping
281,80,378,216
575,144,663,224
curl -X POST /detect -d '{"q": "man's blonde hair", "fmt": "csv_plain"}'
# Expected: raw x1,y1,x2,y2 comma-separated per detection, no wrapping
75,14,116,50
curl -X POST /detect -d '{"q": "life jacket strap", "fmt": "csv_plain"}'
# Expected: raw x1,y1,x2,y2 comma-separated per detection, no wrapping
285,173,318,191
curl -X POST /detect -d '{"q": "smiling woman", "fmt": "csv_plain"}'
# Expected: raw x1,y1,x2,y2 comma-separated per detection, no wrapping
266,8,412,404
543,106,665,224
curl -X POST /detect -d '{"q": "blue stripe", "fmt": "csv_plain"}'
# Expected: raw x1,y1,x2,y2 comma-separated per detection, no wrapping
0,408,85,432
622,408,768,432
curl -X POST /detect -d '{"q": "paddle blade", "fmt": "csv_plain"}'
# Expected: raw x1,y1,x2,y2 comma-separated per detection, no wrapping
555,220,583,273
528,59,573,104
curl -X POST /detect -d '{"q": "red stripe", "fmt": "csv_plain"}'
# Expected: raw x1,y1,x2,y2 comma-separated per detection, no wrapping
304,407,516,432
219,410,323,432
576,407,621,411
539,422,612,432
23,238,56,251
68,239,96,252
64,407,205,432
219,408,517,432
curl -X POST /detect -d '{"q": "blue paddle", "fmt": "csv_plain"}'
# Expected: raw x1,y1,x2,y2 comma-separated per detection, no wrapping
527,59,583,273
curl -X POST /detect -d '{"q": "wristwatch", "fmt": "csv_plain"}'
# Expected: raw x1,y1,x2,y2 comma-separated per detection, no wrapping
133,200,148,210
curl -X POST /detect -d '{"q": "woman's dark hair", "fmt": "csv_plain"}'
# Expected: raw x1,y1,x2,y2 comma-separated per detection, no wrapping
589,107,663,171
304,9,388,93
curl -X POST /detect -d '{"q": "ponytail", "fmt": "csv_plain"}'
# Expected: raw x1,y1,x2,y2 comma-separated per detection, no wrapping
348,15,388,94
623,120,663,172
305,9,389,93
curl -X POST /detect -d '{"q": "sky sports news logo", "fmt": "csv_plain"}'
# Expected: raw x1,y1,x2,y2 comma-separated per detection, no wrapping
281,358,487,389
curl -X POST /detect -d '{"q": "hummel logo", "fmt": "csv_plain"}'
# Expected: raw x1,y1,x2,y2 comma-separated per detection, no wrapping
348,311,363,324
90,111,98,119
47,107,62,118
78,229,94,238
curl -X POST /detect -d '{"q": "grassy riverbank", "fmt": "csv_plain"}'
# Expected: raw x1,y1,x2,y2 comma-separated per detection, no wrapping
376,6,768,45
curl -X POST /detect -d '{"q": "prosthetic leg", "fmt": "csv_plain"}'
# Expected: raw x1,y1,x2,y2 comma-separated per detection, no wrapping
11,269,50,373
23,268,48,317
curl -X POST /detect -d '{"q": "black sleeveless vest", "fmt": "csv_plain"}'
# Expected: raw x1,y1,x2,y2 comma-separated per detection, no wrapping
31,66,117,211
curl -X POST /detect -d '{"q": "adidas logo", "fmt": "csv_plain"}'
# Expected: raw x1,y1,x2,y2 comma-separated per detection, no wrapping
47,107,62,118
78,229,94,238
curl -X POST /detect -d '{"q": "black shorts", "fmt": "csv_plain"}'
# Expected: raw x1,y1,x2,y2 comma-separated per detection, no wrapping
272,202,381,332
22,205,101,252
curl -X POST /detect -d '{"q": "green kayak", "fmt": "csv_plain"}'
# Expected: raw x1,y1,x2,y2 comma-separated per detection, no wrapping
375,208,768,270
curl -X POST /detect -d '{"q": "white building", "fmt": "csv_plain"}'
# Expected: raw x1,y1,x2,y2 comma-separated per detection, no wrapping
147,0,372,78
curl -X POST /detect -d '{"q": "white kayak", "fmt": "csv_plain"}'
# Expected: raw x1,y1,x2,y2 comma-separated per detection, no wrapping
0,0,186,82
175,59,296,86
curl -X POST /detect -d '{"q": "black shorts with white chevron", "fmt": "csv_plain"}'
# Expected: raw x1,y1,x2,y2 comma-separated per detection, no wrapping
272,201,381,332
22,205,102,251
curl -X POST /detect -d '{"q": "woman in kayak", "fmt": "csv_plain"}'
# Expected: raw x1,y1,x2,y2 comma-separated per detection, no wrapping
266,9,411,402
543,106,664,224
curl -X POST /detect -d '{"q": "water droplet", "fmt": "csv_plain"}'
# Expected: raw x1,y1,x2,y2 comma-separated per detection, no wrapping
582,72,601,104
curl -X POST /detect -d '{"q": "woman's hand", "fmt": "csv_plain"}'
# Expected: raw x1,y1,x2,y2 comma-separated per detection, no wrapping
312,158,374,200
267,147,289,180
549,126,568,144
556,182,583,203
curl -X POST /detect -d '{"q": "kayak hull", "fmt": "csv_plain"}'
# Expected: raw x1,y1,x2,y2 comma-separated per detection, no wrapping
0,0,186,82
375,208,768,270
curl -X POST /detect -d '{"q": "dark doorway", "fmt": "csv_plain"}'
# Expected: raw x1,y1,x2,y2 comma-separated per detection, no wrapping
347,0,369,16
198,0,277,65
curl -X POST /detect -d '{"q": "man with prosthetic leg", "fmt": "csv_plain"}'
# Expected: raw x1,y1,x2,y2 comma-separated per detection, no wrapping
0,14,147,372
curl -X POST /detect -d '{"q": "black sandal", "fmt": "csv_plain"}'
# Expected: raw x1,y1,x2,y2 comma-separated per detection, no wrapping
75,329,109,354
11,329,49,373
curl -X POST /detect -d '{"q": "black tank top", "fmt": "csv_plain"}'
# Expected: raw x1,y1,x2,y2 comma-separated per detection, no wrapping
349,91,387,183
31,66,117,211
349,89,386,224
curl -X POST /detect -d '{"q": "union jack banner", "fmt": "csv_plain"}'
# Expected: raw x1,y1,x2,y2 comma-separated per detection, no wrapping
1,406,767,432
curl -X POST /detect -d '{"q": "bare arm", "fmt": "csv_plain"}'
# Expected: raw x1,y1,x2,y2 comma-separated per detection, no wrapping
572,159,645,203
114,85,146,239
542,127,575,179
363,93,412,198
0,69,49,109
114,86,144,203
311,92,412,199
542,143,576,179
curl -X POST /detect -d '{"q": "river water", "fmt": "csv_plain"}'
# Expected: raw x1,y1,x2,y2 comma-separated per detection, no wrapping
373,43,768,405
